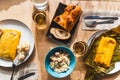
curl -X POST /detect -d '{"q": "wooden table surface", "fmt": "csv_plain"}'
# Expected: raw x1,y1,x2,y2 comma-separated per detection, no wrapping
0,0,120,80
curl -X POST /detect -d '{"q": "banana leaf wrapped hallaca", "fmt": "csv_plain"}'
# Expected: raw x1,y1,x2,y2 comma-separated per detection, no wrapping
84,26,120,80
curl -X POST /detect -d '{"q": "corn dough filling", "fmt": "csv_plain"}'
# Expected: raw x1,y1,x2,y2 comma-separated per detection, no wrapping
94,36,116,68
0,29,21,61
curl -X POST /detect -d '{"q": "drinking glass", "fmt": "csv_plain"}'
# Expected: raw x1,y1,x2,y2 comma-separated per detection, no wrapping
32,0,48,10
73,41,88,57
32,9,47,30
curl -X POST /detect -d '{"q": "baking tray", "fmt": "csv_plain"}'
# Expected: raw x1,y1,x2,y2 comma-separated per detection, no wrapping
46,2,81,45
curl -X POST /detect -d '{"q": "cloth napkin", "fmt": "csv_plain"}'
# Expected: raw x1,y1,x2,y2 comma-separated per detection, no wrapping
82,10,120,30
0,62,38,80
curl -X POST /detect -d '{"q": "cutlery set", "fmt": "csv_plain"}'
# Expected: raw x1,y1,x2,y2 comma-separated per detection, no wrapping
84,16,119,28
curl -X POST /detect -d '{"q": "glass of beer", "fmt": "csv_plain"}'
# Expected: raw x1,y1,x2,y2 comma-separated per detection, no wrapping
32,9,47,30
73,41,88,57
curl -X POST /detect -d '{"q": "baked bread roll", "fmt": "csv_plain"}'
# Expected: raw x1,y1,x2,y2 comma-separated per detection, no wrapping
54,5,82,32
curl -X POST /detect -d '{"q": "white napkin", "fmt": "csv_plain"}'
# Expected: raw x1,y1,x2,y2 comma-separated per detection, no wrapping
82,10,120,30
0,62,38,80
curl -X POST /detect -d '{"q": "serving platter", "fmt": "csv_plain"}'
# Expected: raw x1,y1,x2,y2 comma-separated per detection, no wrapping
86,29,120,74
87,30,107,47
0,19,34,67
46,2,81,45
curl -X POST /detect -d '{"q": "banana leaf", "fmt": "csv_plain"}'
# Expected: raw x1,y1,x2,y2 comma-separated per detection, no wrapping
84,26,120,80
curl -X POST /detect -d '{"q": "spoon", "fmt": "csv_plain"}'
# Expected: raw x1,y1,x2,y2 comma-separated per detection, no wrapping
85,19,114,27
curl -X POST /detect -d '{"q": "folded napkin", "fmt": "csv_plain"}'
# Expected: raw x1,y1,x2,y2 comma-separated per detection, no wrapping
82,10,120,30
0,62,38,80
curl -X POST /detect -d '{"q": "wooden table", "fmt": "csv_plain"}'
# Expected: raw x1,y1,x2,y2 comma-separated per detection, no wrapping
0,0,120,80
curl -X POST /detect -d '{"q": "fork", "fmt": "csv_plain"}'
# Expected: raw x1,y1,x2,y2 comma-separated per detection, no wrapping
10,63,16,80
10,55,19,80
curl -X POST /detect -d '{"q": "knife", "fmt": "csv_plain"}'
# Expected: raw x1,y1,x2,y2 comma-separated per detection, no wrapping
84,16,118,20
18,72,35,80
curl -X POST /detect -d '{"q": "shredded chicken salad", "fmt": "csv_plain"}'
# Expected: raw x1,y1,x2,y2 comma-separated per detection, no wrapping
49,51,70,73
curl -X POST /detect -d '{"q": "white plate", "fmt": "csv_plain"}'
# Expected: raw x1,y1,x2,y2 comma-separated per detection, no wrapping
87,30,120,74
0,19,34,67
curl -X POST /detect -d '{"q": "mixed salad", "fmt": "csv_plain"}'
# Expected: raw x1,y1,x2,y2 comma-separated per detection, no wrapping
49,51,70,73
